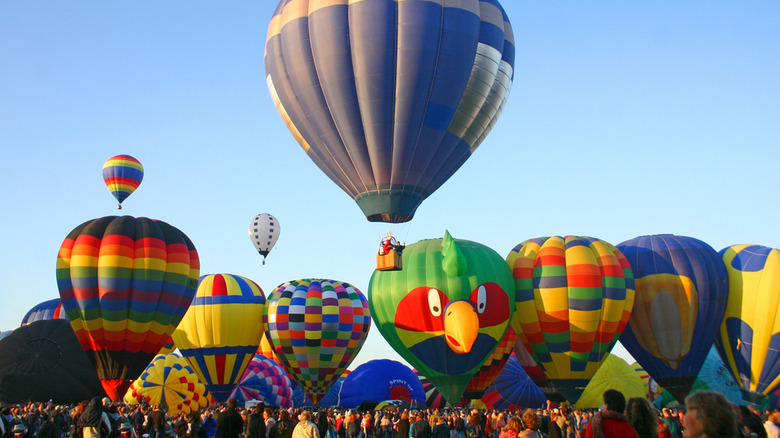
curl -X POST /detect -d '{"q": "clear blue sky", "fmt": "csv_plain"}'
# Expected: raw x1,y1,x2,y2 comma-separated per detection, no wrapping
1,2,778,372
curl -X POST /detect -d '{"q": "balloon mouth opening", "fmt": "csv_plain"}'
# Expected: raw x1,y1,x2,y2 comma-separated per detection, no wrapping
355,190,425,223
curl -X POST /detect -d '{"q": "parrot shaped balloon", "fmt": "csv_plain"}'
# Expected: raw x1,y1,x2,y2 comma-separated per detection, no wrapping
715,244,780,405
616,234,728,402
369,231,514,404
507,236,635,403
265,0,515,223
264,279,370,404
173,274,266,402
248,213,280,265
102,155,144,209
57,215,200,401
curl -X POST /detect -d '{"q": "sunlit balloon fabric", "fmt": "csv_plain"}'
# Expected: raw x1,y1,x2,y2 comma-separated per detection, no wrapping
229,354,293,408
264,279,370,404
617,234,728,402
463,326,518,400
265,0,515,223
125,353,211,416
102,155,143,209
715,244,780,400
21,298,67,326
57,215,200,401
249,213,280,264
507,236,635,403
415,370,446,410
369,232,514,404
173,274,266,402
575,354,646,409
338,359,426,409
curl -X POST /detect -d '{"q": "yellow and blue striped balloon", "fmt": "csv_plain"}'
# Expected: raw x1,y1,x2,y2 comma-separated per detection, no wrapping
715,245,780,402
173,274,266,402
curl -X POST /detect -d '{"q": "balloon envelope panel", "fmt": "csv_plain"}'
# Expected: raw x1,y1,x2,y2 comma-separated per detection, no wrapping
617,234,728,402
125,353,211,415
481,353,547,411
338,359,426,409
21,298,67,326
229,354,293,408
715,245,780,396
575,354,646,409
507,236,635,403
265,0,515,223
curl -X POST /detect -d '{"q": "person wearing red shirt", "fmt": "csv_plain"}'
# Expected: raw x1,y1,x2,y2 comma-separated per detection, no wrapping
582,390,640,438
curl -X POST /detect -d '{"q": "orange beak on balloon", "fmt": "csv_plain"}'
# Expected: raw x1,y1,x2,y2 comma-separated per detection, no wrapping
443,300,480,354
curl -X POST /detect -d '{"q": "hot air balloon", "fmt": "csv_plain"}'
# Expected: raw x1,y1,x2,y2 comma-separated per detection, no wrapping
158,335,177,356
616,234,728,402
265,0,515,223
264,279,370,404
57,215,200,401
575,354,646,409
173,274,266,402
338,359,426,409
414,370,446,410
715,244,780,405
369,231,514,404
506,236,635,403
124,353,212,415
463,326,518,400
0,320,104,404
229,354,294,408
21,298,67,326
513,338,566,403
102,155,144,209
481,353,547,411
249,213,280,265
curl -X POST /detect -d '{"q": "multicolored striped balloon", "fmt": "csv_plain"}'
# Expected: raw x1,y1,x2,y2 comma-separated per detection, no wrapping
229,354,293,408
57,215,200,401
173,274,266,402
264,279,370,404
715,244,780,401
102,155,144,209
481,353,547,411
124,353,211,415
507,236,635,403
617,234,728,402
21,298,67,326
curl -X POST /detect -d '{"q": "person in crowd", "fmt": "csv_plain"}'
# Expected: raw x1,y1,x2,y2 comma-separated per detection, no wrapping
291,412,319,438
739,406,767,438
519,409,540,438
581,390,639,438
466,412,483,438
682,391,738,438
659,409,680,438
765,412,780,438
246,405,267,438
78,398,112,438
498,417,522,438
202,413,218,438
548,410,562,438
394,412,409,438
216,400,244,438
623,398,656,438
269,411,293,438
317,411,330,438
146,405,166,438
411,413,431,438
432,417,449,438
264,409,277,438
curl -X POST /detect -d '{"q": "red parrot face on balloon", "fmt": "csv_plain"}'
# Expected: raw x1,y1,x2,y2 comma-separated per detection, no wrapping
394,283,510,375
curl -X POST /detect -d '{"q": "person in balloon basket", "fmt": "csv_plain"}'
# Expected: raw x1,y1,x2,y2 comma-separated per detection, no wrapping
78,398,113,438
291,411,319,438
581,390,639,438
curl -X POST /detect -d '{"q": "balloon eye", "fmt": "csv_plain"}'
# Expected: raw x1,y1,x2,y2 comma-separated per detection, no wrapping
476,285,487,314
428,289,442,317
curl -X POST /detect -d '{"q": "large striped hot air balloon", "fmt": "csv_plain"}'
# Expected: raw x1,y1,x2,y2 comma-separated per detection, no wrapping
265,0,515,223
617,234,728,402
173,274,266,402
507,236,635,403
57,215,200,401
264,279,370,404
715,244,780,404
102,155,144,209
21,298,67,326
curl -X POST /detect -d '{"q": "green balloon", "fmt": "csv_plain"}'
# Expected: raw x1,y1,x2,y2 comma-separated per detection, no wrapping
368,231,515,404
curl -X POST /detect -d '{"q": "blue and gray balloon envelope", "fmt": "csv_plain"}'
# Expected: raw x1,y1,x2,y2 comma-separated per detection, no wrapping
265,0,515,222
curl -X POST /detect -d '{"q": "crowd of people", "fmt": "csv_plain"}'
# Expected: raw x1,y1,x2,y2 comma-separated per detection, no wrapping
1,390,777,438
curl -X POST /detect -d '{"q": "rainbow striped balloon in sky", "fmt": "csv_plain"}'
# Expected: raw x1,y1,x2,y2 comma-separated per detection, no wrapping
102,154,144,209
